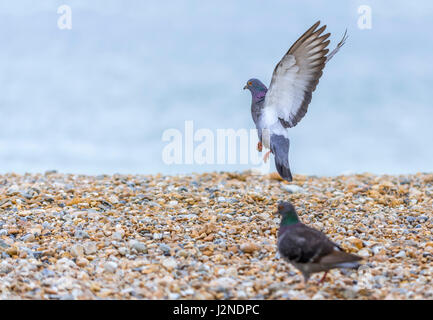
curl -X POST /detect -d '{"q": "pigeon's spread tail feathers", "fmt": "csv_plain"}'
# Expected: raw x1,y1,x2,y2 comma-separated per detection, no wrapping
270,134,292,182
320,249,363,269
334,261,362,270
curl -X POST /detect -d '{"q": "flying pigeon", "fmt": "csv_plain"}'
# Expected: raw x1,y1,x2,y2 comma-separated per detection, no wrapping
244,21,347,181
276,201,362,283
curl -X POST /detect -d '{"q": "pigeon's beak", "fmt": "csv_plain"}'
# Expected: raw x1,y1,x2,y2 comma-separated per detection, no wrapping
243,85,248,90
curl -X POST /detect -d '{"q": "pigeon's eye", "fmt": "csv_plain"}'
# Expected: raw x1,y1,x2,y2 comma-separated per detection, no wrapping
248,81,252,86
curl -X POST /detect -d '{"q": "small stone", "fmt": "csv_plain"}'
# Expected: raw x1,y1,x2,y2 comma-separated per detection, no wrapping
210,277,236,290
159,244,171,255
108,195,119,204
0,261,12,274
76,257,89,267
342,288,358,299
358,248,370,258
348,237,363,249
84,242,97,255
240,242,259,253
418,216,428,223
395,250,406,258
74,230,89,239
281,184,305,193
6,246,18,256
169,293,180,299
161,258,177,270
312,292,325,300
130,240,147,253
104,261,118,273
371,245,384,255
177,250,188,258
0,240,10,249
22,233,35,242
6,185,19,195
8,228,19,235
70,244,84,257
217,197,226,203
112,232,124,240
118,247,129,256
153,233,163,240
181,288,194,296
406,216,416,223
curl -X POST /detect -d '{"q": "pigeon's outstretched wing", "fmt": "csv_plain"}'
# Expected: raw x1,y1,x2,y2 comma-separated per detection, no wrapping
263,21,331,128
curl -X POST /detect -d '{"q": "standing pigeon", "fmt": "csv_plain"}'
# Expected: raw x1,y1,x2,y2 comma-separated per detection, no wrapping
244,21,347,181
276,201,362,283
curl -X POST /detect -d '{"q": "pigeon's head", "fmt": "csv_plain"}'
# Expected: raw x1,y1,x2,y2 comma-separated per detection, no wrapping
276,201,299,223
243,78,267,97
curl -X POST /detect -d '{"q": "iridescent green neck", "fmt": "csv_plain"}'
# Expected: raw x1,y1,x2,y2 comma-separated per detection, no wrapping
281,213,299,226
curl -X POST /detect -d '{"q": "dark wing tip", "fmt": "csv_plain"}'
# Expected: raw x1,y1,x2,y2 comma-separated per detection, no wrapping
339,29,349,46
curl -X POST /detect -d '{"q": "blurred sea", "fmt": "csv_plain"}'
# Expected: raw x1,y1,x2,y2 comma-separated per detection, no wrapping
0,0,432,175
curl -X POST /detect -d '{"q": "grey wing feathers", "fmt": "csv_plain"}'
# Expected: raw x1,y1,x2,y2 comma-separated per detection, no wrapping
267,21,331,128
278,224,335,264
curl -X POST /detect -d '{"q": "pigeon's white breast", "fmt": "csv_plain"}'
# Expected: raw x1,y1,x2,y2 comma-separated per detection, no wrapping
259,106,289,149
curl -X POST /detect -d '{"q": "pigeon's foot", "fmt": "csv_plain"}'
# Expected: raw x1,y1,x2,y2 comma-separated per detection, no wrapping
318,271,328,285
263,150,271,163
257,141,263,152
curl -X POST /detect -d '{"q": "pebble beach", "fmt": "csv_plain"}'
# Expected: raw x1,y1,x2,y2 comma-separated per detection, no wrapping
0,171,432,300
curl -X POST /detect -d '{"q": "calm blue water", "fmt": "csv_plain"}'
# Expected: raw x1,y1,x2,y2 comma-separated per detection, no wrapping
0,0,432,175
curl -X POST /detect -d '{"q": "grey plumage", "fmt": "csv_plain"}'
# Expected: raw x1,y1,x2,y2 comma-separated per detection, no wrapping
276,201,362,283
245,21,347,182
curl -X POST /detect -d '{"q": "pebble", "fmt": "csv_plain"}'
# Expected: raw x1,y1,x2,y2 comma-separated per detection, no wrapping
118,247,129,256
161,258,177,270
130,240,147,253
281,184,305,193
70,244,84,257
22,234,35,242
104,262,118,273
76,257,89,267
112,232,124,240
240,242,259,253
358,249,370,258
153,233,163,240
84,242,97,255
74,230,89,239
0,172,430,300
159,244,171,255
395,250,406,258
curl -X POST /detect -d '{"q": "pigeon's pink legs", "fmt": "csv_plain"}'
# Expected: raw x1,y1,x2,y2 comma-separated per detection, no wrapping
263,150,271,163
318,271,328,284
257,141,263,152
